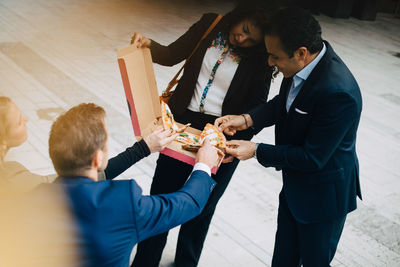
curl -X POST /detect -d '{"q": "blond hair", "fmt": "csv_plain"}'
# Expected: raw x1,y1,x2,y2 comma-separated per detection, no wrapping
0,96,12,166
49,103,107,176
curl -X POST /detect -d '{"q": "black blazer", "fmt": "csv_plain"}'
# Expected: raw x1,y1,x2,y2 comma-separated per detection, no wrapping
250,41,362,223
149,13,271,140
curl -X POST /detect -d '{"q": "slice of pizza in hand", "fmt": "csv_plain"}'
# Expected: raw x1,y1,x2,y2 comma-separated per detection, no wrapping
182,143,225,158
181,123,226,157
199,123,226,151
161,101,179,132
161,101,191,133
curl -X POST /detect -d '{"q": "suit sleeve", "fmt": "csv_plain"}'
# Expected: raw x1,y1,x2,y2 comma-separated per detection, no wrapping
104,139,150,179
132,170,216,242
149,13,218,66
255,92,360,171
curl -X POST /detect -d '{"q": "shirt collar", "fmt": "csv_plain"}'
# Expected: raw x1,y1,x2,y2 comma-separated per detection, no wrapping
293,42,326,87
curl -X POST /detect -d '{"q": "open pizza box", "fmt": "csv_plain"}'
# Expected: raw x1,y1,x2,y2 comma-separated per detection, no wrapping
117,45,223,174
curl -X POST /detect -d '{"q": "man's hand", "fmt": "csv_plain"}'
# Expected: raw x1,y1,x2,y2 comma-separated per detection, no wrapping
195,138,220,169
143,129,177,153
130,32,151,48
225,140,257,161
214,114,253,136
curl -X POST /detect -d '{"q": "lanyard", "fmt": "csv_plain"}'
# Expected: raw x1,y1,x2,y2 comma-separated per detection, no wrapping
199,45,230,113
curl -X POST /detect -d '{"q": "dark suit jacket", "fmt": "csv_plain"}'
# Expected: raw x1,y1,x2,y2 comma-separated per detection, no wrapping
36,171,216,267
150,13,271,140
250,41,362,224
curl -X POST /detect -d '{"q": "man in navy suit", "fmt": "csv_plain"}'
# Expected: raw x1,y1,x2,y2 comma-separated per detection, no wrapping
215,7,362,267
38,103,219,267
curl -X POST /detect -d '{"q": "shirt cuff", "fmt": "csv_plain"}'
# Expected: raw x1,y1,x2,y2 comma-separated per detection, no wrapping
193,162,211,177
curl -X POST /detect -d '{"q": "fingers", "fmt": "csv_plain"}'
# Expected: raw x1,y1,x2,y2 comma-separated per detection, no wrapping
130,33,149,48
202,137,211,146
163,133,178,145
214,116,227,128
130,33,140,46
224,127,236,136
224,146,237,157
215,116,231,132
158,129,172,137
226,140,241,147
215,116,238,136
152,128,164,135
222,155,234,163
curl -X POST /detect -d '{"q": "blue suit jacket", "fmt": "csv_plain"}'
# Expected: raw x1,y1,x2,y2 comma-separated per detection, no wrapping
37,170,215,267
250,41,362,223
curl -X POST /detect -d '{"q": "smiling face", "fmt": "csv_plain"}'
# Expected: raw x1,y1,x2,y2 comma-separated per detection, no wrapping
265,35,304,78
4,101,28,149
229,19,263,48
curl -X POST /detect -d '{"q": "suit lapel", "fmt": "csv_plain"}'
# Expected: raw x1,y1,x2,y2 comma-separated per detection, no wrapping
222,58,247,104
287,41,333,114
280,77,293,114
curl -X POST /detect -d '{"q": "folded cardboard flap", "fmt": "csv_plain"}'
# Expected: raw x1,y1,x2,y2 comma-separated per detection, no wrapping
117,46,161,137
117,45,222,174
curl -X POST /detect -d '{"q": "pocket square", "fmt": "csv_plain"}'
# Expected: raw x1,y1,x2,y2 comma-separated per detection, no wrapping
294,108,308,114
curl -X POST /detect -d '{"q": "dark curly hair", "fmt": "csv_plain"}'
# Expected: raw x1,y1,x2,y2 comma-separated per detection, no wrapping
227,0,279,31
225,0,280,78
264,7,323,58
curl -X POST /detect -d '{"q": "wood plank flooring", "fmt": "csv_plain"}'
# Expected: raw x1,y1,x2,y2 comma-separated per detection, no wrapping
1,0,399,266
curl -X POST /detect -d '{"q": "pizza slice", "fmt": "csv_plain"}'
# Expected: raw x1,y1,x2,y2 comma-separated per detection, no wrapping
161,101,177,131
161,101,191,133
176,132,200,145
161,102,225,158
199,123,226,150
181,143,225,158
181,123,226,157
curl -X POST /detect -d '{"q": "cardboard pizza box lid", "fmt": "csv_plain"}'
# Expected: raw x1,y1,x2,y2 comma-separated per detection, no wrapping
117,46,161,138
117,45,221,174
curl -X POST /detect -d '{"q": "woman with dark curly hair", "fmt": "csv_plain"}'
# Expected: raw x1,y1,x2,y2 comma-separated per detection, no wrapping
130,1,278,266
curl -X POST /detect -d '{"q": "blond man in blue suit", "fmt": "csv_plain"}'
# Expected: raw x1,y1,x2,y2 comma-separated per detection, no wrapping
35,103,219,267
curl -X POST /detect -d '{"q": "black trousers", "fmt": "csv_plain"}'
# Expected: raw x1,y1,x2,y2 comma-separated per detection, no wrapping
132,153,239,267
272,192,346,267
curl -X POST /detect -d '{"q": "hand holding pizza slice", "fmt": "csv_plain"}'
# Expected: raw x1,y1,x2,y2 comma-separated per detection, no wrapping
161,102,225,157
181,123,226,157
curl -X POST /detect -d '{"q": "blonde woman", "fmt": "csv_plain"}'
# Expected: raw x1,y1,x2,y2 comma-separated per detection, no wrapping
0,97,56,195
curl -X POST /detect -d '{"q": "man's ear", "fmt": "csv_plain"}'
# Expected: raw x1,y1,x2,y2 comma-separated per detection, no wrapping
92,150,104,169
295,47,308,61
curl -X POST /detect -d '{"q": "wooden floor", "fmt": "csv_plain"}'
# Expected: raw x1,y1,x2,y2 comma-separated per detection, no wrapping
1,0,400,266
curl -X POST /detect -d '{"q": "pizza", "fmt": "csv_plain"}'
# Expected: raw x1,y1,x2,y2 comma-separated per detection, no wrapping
161,101,191,133
181,143,225,157
160,102,225,157
199,123,226,150
161,101,179,132
176,132,199,145
181,123,226,157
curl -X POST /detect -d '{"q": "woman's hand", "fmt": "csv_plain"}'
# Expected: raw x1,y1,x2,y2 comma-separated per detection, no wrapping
143,129,177,153
130,32,151,48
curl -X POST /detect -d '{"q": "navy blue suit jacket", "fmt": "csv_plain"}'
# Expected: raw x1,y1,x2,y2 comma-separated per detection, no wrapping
250,41,362,223
37,170,215,267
